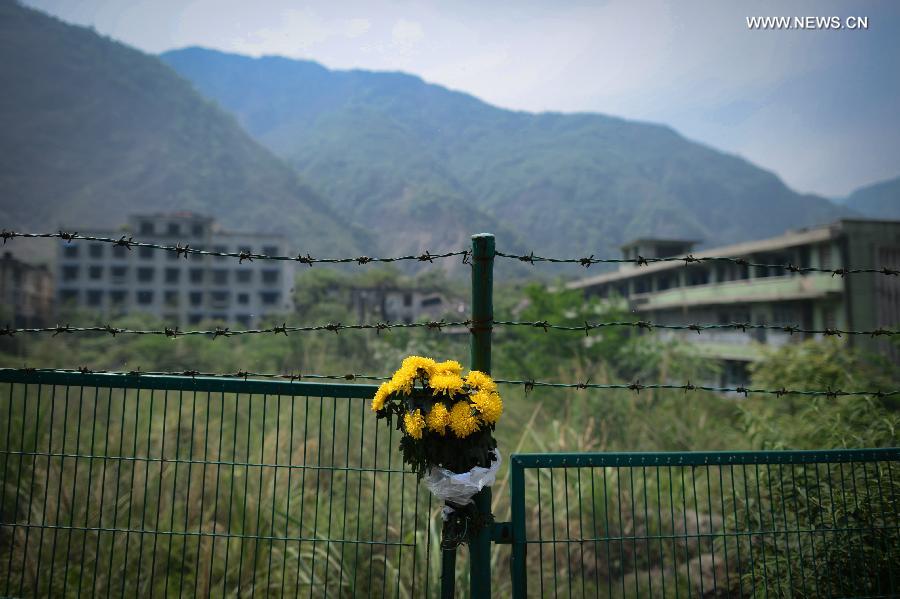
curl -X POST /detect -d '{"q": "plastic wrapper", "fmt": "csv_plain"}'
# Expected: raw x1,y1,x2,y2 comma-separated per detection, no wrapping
424,450,502,510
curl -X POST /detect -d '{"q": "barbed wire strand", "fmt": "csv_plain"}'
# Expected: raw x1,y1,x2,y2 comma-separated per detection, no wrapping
495,250,899,277
0,230,469,265
1,367,895,399
5,230,898,275
3,320,896,339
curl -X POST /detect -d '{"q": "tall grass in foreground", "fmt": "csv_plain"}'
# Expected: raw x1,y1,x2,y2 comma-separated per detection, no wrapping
0,383,441,597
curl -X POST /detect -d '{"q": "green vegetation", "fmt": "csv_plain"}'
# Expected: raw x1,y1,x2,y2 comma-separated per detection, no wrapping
0,2,365,256
162,47,848,261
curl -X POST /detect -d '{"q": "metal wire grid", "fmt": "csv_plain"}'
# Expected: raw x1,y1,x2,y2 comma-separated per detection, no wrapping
0,372,440,597
509,450,900,598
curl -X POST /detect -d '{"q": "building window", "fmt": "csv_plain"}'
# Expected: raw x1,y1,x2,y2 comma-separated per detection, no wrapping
59,289,79,303
112,245,128,259
89,243,104,258
262,245,278,256
164,290,179,307
192,224,204,236
165,268,180,284
137,267,154,282
138,246,154,259
111,266,128,281
211,291,229,307
403,293,413,307
237,293,249,305
236,270,252,283
63,245,78,258
687,269,709,286
210,314,228,322
87,289,103,307
236,314,252,327
657,276,671,291
212,269,229,285
261,269,279,284
88,265,103,280
190,245,205,261
238,246,252,255
167,250,181,261
189,291,203,306
140,222,154,235
136,290,154,305
188,314,204,324
167,223,181,236
260,291,280,305
62,265,79,281
189,268,204,283
421,296,442,307
110,290,127,305
213,245,228,261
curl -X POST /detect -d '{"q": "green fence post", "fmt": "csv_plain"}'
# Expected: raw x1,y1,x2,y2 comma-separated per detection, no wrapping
470,233,495,598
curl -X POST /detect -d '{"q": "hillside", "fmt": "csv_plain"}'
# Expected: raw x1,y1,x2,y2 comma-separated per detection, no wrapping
162,47,849,258
0,3,365,257
844,176,900,219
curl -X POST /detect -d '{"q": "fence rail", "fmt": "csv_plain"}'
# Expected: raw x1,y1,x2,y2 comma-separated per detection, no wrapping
0,370,440,597
509,449,900,598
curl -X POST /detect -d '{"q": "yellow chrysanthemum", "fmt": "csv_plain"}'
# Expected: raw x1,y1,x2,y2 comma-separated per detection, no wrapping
433,360,463,376
371,381,392,412
465,370,497,393
390,365,416,395
430,372,465,396
425,402,450,435
403,409,426,440
401,355,437,375
471,390,503,424
449,400,481,438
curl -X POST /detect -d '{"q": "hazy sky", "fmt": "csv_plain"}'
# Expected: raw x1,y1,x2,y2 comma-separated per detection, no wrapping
25,0,900,198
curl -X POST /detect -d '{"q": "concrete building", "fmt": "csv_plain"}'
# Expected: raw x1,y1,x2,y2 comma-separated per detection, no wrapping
0,252,53,327
348,285,466,324
56,213,294,326
568,219,900,382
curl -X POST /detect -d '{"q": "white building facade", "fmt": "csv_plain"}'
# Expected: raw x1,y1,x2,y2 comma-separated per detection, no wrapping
57,213,294,326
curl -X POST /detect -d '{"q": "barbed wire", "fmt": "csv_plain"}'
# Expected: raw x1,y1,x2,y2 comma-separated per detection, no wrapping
0,230,469,265
4,319,896,339
495,250,899,277
0,320,473,338
0,367,389,383
494,377,899,399
7,230,898,276
0,367,894,399
493,320,899,338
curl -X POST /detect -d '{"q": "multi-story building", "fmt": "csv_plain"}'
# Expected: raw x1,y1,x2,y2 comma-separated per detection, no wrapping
0,252,53,327
348,286,466,324
568,219,900,382
56,213,294,326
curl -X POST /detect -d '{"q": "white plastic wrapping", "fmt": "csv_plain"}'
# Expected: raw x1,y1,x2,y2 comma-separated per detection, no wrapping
424,450,502,510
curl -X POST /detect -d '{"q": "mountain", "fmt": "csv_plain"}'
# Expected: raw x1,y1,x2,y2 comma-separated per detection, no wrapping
0,3,364,257
161,47,849,258
843,176,900,219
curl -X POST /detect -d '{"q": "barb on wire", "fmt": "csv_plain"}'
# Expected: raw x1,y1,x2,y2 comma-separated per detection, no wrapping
2,230,469,265
494,250,899,276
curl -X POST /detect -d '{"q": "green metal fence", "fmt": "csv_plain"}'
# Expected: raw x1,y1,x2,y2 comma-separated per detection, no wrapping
0,370,440,597
509,449,900,598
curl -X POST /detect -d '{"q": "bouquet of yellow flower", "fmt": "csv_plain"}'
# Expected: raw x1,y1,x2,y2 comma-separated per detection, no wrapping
371,355,502,479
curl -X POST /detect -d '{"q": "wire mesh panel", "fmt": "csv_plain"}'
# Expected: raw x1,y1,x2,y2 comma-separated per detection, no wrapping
509,449,900,598
0,370,440,597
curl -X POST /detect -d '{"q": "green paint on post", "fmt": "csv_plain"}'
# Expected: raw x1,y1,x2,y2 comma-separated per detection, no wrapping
470,233,495,599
